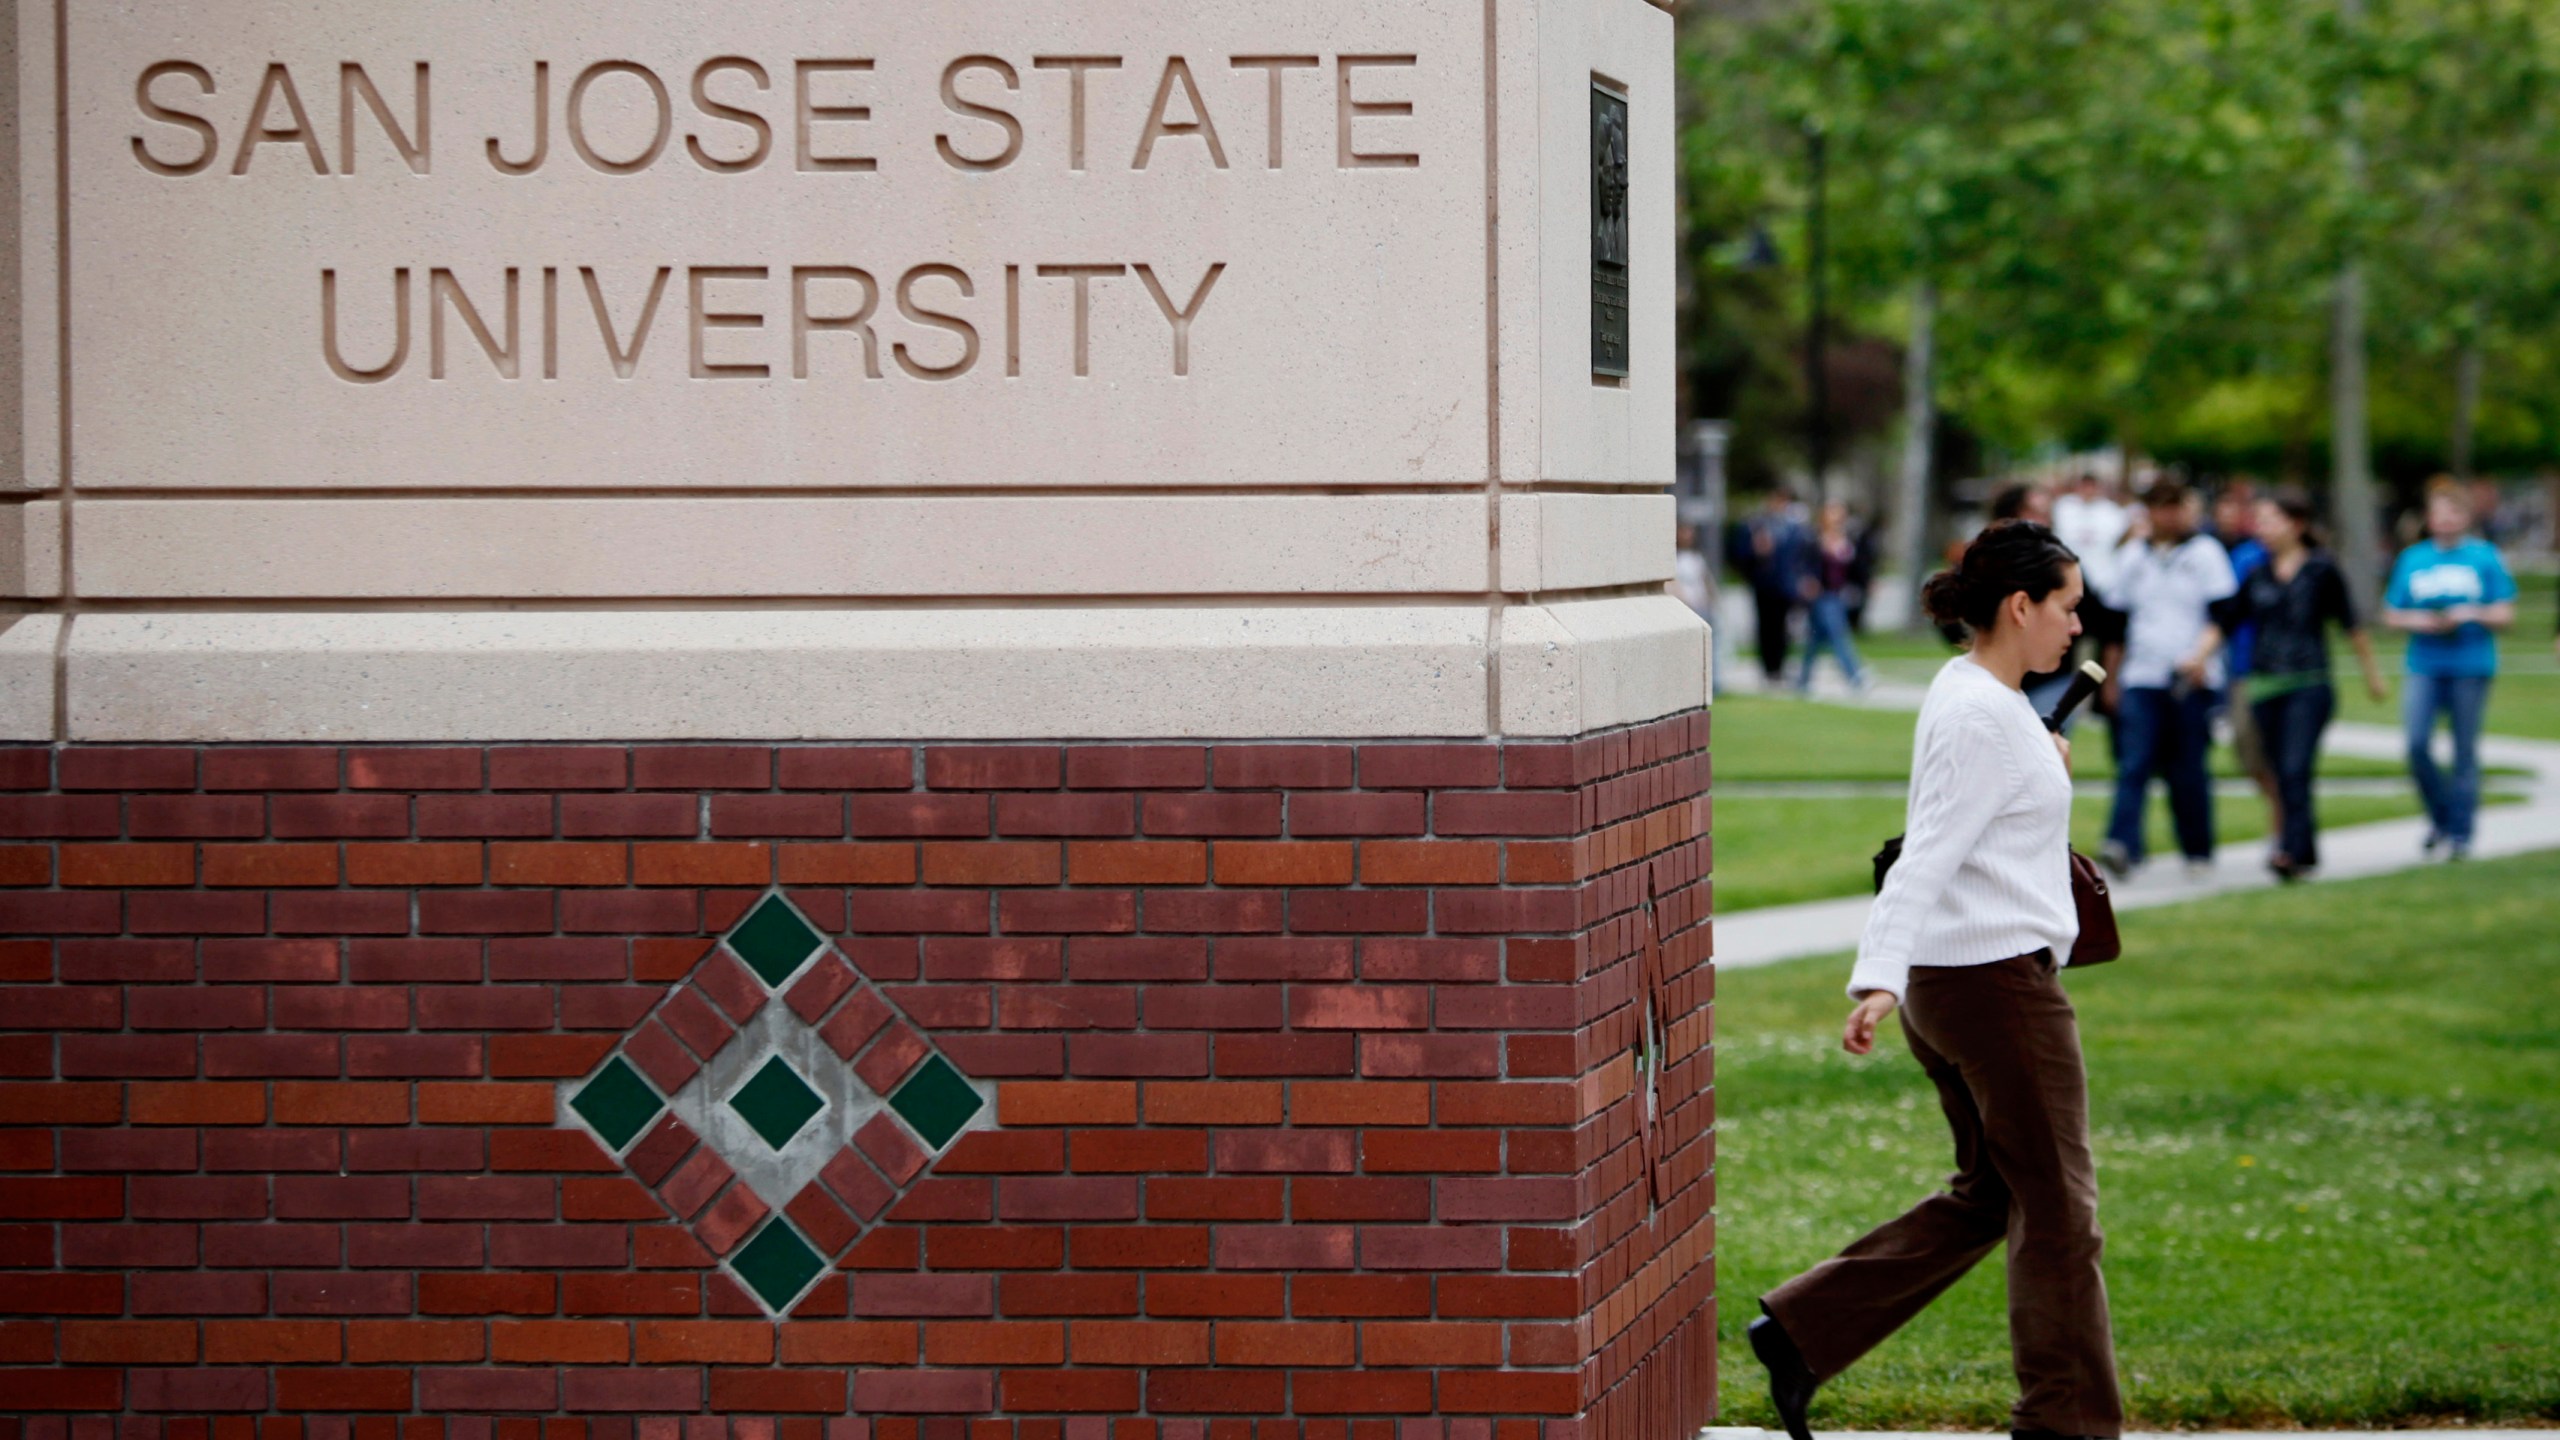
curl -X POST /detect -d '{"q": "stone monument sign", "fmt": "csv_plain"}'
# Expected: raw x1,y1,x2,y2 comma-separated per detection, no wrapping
0,2,1711,1436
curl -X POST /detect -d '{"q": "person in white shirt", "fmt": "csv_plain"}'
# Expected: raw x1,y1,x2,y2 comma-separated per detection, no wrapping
2096,480,2236,876
1749,521,2123,1440
2052,472,2129,594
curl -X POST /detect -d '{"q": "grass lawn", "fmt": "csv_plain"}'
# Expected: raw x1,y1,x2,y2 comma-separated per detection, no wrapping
1712,790,2434,912
1709,851,2560,1429
2332,659,2560,743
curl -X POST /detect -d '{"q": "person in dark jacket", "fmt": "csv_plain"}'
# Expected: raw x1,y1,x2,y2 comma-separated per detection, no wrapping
2205,490,2386,879
1741,490,1812,684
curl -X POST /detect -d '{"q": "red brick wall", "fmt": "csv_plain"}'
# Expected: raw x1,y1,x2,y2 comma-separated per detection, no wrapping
0,716,1712,1438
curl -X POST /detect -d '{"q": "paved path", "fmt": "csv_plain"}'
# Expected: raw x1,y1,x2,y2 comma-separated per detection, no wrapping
1713,674,2560,971
1705,1431,2556,1440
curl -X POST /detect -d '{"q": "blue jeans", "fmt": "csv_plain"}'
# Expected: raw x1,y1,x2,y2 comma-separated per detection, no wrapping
2109,685,2219,863
1796,593,1866,691
2251,682,2334,867
2403,672,2493,845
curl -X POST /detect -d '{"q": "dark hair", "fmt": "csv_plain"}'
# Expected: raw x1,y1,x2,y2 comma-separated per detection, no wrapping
2266,486,2325,548
1921,520,2080,632
1988,484,2035,522
2141,478,2191,508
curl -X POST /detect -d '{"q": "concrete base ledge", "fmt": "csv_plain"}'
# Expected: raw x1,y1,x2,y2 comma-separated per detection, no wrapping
47,600,1709,742
0,616,60,739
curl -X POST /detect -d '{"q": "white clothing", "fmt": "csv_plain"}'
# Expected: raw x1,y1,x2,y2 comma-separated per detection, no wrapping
1849,656,2079,1002
1672,551,1713,616
2053,493,2130,590
2104,534,2237,690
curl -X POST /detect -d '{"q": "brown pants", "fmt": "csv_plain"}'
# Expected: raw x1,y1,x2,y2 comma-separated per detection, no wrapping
1763,951,2124,1437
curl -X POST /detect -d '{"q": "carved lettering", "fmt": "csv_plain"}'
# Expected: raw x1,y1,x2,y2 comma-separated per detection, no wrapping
688,266,771,379
1133,262,1224,377
321,267,411,383
133,61,220,177
543,267,560,379
1034,264,1124,378
1229,56,1318,170
1336,55,1419,168
487,62,550,175
688,57,773,173
583,266,672,379
1030,56,1121,172
1132,58,1226,170
790,266,882,380
567,61,672,174
232,63,329,175
338,62,430,174
319,259,1224,381
894,264,979,380
1004,263,1022,378
429,267,520,379
795,60,877,172
937,57,1023,172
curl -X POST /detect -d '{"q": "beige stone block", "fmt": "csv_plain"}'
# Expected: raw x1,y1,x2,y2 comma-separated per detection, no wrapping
0,610,55,737
1493,0,1674,487
0,498,58,595
72,494,1490,598
65,606,1494,742
1530,0,1675,486
1499,592,1702,735
1497,490,1670,592
67,0,1489,492
9,0,60,493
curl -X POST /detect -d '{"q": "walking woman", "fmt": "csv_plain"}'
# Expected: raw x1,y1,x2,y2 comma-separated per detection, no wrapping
1750,521,2121,1440
2210,491,2387,880
1797,501,1872,693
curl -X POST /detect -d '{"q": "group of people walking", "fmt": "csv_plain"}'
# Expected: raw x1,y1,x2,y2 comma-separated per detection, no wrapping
1729,491,1881,693
2010,472,2515,878
1725,469,2525,877
1748,478,2531,1440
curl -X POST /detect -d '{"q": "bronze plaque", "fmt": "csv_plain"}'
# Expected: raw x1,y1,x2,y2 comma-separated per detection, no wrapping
1591,83,1630,377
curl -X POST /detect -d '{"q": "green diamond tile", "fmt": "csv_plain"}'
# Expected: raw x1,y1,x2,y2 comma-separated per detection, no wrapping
888,1053,984,1151
570,1056,663,1152
728,895,823,987
729,1055,826,1151
732,1217,826,1312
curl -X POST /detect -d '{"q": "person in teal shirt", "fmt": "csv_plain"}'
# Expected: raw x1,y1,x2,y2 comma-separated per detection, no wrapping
2381,478,2517,859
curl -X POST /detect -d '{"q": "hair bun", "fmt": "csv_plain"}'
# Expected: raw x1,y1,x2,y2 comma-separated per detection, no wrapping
1919,569,1975,627
1921,519,2079,633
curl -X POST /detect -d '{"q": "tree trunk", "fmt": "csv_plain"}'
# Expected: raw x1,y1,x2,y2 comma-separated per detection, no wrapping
2331,260,2383,607
2450,333,2483,480
2330,0,2384,607
1892,277,1937,629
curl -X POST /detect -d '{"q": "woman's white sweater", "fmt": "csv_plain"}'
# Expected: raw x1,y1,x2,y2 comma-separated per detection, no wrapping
1849,655,2080,1001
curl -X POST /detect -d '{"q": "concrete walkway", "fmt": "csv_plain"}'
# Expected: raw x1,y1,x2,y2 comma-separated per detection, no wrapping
1713,675,2560,971
1705,1431,2556,1440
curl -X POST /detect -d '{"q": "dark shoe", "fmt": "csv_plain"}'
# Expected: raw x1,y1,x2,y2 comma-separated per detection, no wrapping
1748,1311,1818,1440
2096,839,2134,878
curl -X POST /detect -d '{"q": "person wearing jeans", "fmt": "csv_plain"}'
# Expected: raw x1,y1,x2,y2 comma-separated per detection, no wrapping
1797,502,1870,693
2106,682,2218,865
2382,478,2516,860
2208,491,2387,878
2096,480,2237,876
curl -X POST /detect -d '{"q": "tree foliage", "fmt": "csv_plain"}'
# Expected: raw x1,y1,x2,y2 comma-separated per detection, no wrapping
1678,0,2560,490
